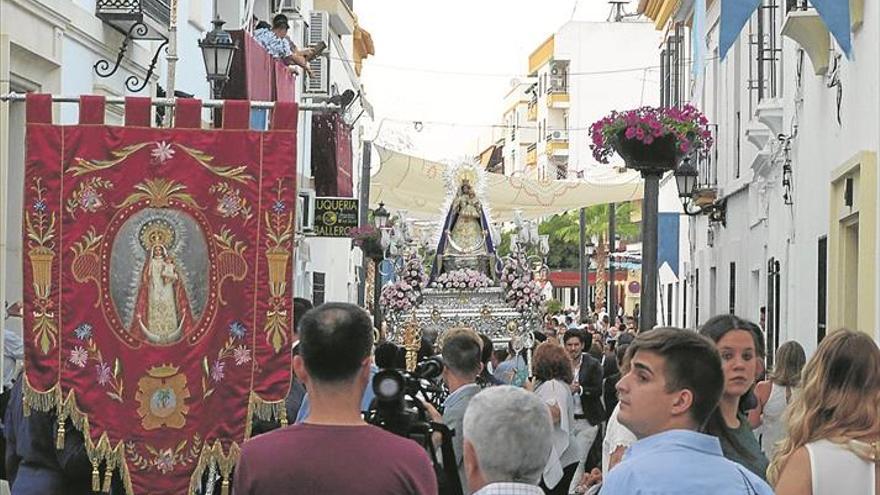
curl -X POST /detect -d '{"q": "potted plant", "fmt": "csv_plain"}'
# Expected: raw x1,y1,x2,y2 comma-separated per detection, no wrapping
590,104,713,173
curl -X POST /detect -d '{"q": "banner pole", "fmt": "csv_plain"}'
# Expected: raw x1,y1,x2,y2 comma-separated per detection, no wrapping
0,93,339,112
165,0,180,126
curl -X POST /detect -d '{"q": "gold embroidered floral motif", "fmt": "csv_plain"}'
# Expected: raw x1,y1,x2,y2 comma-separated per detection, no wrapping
70,229,104,307
209,183,252,224
65,177,113,219
70,141,254,184
263,180,294,353
126,434,202,474
214,227,248,306
25,177,57,354
116,179,204,210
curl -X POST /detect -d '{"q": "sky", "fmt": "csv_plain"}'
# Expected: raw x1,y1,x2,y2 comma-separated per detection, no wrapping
356,0,635,161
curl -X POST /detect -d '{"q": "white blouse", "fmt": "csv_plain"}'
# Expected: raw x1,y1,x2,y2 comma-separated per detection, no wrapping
535,379,578,488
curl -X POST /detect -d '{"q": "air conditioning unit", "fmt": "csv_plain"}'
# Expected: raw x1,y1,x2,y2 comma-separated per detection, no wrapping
304,11,330,97
275,0,302,15
551,130,563,140
550,65,560,76
298,190,315,232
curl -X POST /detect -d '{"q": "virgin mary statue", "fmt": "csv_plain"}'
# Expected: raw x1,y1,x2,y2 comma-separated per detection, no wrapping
130,221,193,344
430,177,497,281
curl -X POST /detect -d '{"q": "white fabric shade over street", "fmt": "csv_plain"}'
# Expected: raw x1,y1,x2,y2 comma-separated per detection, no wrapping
369,146,645,221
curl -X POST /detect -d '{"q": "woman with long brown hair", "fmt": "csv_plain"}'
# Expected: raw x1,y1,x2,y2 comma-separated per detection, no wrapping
769,329,880,494
749,340,806,458
699,315,769,480
531,341,578,495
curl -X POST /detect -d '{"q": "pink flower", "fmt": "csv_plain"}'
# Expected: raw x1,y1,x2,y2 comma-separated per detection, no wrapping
96,362,112,386
211,360,225,383
233,346,251,366
625,127,637,139
68,346,88,368
643,135,654,145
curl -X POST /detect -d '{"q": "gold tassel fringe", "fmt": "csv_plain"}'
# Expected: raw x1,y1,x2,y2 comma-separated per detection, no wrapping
92,463,101,492
55,419,66,449
23,378,293,494
102,462,114,493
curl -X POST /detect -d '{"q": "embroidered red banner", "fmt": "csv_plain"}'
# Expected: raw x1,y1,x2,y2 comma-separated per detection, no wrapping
22,95,297,495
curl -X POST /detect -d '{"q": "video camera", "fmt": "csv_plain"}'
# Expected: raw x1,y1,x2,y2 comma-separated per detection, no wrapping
365,356,462,495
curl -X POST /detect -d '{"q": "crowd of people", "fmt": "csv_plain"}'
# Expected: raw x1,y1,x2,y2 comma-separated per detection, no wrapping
2,297,879,494
234,302,879,494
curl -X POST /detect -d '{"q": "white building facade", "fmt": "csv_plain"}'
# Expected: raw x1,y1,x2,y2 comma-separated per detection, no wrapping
645,0,880,356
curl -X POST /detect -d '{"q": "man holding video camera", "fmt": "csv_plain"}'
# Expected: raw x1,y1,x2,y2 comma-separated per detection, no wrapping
233,303,436,494
423,328,483,495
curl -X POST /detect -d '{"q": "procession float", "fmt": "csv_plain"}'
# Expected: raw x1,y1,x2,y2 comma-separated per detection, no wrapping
378,163,544,360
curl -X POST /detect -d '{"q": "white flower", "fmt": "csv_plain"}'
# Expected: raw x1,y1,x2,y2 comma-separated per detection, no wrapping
151,141,175,164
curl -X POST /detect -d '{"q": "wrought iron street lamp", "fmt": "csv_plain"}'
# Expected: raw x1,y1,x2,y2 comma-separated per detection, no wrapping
199,17,237,127
369,202,392,327
372,202,390,229
199,18,238,97
675,158,699,202
674,158,727,225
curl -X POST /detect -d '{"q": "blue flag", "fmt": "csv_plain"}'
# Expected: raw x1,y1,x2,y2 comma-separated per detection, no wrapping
720,0,761,60
811,0,852,58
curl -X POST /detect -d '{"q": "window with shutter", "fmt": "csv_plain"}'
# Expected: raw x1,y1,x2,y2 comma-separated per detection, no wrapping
304,11,330,96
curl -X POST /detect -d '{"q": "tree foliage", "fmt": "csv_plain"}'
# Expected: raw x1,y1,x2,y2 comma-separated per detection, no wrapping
537,203,639,270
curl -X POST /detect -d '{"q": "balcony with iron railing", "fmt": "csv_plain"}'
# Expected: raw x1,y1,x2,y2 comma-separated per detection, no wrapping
693,124,719,205
222,30,297,103
780,0,863,75
526,144,538,167
95,0,170,40
545,129,569,156
678,125,726,224
554,161,568,180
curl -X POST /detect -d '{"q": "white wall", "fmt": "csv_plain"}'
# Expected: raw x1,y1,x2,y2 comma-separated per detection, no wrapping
556,21,662,174
684,0,880,350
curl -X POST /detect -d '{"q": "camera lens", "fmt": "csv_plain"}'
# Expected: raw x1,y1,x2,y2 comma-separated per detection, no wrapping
373,369,406,402
376,375,401,398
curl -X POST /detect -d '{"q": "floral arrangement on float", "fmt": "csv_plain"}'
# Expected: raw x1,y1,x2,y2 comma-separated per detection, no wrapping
500,250,543,313
380,255,427,315
589,104,713,169
431,268,494,290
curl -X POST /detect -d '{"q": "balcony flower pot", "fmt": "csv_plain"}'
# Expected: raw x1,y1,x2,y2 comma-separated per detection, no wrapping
693,187,718,208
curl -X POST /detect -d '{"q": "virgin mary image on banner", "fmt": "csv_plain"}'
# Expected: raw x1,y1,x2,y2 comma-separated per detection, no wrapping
129,219,194,344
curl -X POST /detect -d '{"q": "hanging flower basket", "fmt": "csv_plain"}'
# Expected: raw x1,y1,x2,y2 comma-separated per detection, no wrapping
350,225,384,260
611,131,682,174
590,105,713,174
